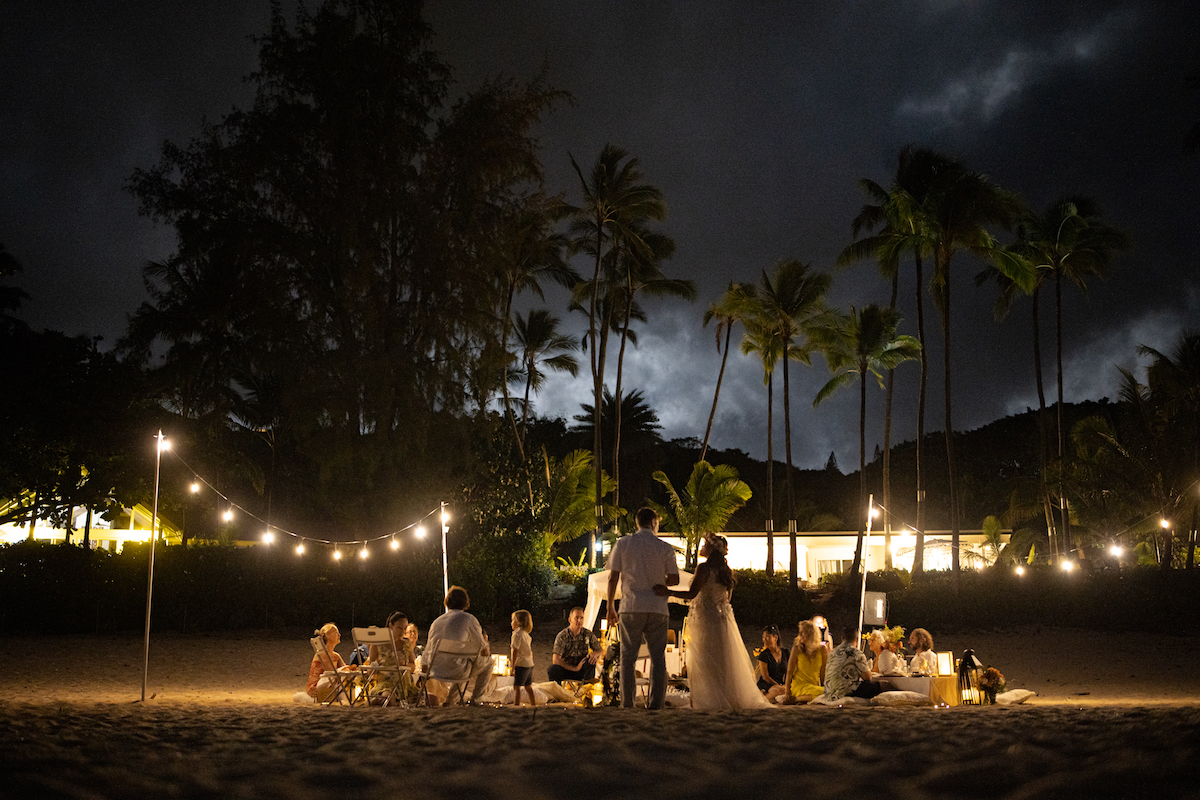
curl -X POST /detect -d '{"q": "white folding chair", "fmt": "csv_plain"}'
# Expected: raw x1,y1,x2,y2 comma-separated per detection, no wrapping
420,637,487,706
310,633,361,706
352,626,411,707
634,643,652,704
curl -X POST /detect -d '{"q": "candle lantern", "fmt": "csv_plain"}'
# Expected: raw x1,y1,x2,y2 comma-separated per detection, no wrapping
957,648,984,705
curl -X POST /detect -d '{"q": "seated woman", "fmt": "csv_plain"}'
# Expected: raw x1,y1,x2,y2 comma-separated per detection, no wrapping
868,629,907,676
781,620,826,704
754,625,789,702
307,622,357,702
367,610,418,704
908,627,938,675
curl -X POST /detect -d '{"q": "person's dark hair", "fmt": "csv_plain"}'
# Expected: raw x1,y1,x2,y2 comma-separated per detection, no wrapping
635,507,658,528
763,625,780,645
569,606,585,616
386,611,408,628
704,534,736,590
839,624,858,644
444,585,470,610
911,627,933,652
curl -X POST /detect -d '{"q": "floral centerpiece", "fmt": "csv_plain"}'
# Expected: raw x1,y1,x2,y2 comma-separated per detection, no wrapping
978,666,1006,704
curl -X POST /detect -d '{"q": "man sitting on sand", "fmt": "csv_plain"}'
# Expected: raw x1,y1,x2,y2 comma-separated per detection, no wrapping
547,607,603,683
822,623,885,701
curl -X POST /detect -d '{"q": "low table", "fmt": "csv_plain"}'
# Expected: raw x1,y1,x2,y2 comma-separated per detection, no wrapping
886,675,959,706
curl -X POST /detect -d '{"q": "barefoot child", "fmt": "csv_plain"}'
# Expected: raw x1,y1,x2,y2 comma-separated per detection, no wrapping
510,610,536,706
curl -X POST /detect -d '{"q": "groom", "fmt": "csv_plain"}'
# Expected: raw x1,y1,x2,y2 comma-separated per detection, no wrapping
606,507,680,708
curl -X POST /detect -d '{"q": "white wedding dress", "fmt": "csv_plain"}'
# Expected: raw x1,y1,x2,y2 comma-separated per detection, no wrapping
684,581,774,710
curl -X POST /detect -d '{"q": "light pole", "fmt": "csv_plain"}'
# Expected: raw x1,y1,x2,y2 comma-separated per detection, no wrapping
142,431,168,702
856,494,876,643
440,501,450,604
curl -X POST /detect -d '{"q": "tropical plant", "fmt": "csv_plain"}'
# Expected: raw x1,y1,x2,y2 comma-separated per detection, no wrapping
730,260,833,589
739,317,783,574
539,449,619,561
652,461,752,570
509,310,580,441
700,282,747,462
812,304,921,578
561,144,667,562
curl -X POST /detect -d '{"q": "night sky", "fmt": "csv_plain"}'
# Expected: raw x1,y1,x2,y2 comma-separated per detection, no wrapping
3,1,1198,469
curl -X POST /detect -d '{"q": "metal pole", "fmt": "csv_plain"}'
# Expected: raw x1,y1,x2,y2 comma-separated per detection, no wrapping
142,431,164,702
440,501,449,605
856,494,874,643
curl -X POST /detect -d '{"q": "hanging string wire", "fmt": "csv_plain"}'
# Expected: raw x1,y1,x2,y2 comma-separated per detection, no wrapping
166,449,445,546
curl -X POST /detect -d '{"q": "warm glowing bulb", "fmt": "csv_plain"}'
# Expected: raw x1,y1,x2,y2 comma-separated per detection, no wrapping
440,511,450,524
222,510,234,522
158,438,171,452
1110,545,1124,557
190,482,200,493
415,525,426,539
360,547,369,559
1061,560,1074,572
296,544,305,555
262,531,274,544
333,549,342,560
869,507,879,518
390,538,400,550
1015,565,1025,576
1161,519,1170,529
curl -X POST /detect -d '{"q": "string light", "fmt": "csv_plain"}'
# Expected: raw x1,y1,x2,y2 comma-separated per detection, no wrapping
390,537,400,550
1014,565,1025,576
222,509,234,523
359,547,369,560
333,548,341,561
262,531,274,545
415,525,426,539
296,543,305,555
190,482,200,494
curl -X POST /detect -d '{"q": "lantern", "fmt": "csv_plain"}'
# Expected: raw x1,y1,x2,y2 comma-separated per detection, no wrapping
957,648,984,705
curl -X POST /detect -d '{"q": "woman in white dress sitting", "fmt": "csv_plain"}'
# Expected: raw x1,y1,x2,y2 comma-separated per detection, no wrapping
868,629,907,676
654,534,772,710
908,627,938,675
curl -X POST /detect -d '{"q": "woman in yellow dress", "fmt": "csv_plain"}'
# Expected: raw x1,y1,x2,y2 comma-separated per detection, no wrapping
781,620,826,704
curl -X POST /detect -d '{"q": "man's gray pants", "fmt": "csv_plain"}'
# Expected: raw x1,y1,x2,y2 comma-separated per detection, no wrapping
619,612,668,709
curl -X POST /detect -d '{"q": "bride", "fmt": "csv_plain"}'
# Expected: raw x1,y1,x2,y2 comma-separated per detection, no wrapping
655,534,772,710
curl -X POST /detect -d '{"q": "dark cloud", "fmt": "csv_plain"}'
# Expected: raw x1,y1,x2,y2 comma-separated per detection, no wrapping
3,1,1197,469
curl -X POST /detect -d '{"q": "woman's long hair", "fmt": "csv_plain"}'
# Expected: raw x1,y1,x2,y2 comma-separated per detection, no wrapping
795,620,820,656
705,534,735,589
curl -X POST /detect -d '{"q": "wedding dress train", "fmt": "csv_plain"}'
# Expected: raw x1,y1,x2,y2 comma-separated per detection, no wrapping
684,582,773,710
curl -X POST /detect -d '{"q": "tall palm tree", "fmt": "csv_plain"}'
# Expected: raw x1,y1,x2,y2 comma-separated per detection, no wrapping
813,304,921,578
561,145,666,562
732,260,833,588
609,227,694,513
652,461,752,570
740,317,783,574
539,448,619,561
510,309,580,440
837,146,945,579
922,157,1030,576
1013,197,1128,557
700,283,746,462
495,199,575,460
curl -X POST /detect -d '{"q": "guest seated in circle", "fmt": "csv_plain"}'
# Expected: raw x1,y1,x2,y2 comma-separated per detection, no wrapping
868,629,907,676
822,623,886,701
405,622,421,655
423,585,492,705
306,622,358,702
810,615,834,652
908,627,937,675
754,625,789,701
368,610,418,704
547,606,602,683
781,620,827,704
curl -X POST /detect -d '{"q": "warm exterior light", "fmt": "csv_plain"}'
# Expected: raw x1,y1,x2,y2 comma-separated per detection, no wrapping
868,506,879,518
333,549,341,560
222,509,234,522
390,537,400,550
359,547,369,559
440,511,450,524
1110,545,1124,557
158,438,171,452
415,525,426,539
295,544,305,555
1015,565,1025,576
1161,518,1171,529
190,482,200,493
1061,560,1075,572
262,531,274,544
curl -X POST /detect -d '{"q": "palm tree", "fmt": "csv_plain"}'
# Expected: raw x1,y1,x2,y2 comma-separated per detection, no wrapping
539,448,619,561
813,304,921,578
1013,197,1128,557
652,461,752,570
700,283,746,462
837,146,945,579
609,227,694,513
561,145,666,563
495,199,575,460
922,156,1030,576
740,317,783,574
510,309,580,440
732,260,833,588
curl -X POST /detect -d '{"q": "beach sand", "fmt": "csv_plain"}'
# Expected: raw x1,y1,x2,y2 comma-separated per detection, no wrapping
3,627,1199,798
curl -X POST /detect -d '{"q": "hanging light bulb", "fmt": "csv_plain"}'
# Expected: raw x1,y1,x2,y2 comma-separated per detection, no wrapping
333,548,342,561
222,509,234,523
262,531,274,545
359,546,369,560
415,525,426,539
296,543,305,555
390,537,400,550
190,482,200,494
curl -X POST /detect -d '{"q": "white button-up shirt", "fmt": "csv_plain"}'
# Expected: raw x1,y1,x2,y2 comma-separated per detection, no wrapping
607,527,679,615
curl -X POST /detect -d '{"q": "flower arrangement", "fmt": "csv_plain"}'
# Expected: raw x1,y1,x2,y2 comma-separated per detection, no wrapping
978,666,1006,703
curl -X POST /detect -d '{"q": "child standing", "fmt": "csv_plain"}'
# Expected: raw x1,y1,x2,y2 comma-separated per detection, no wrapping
510,610,536,706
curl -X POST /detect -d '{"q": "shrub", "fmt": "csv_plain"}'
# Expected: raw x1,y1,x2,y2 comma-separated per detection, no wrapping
729,569,814,629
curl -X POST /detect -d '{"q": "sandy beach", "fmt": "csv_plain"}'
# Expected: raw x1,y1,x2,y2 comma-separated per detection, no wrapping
4,626,1200,798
